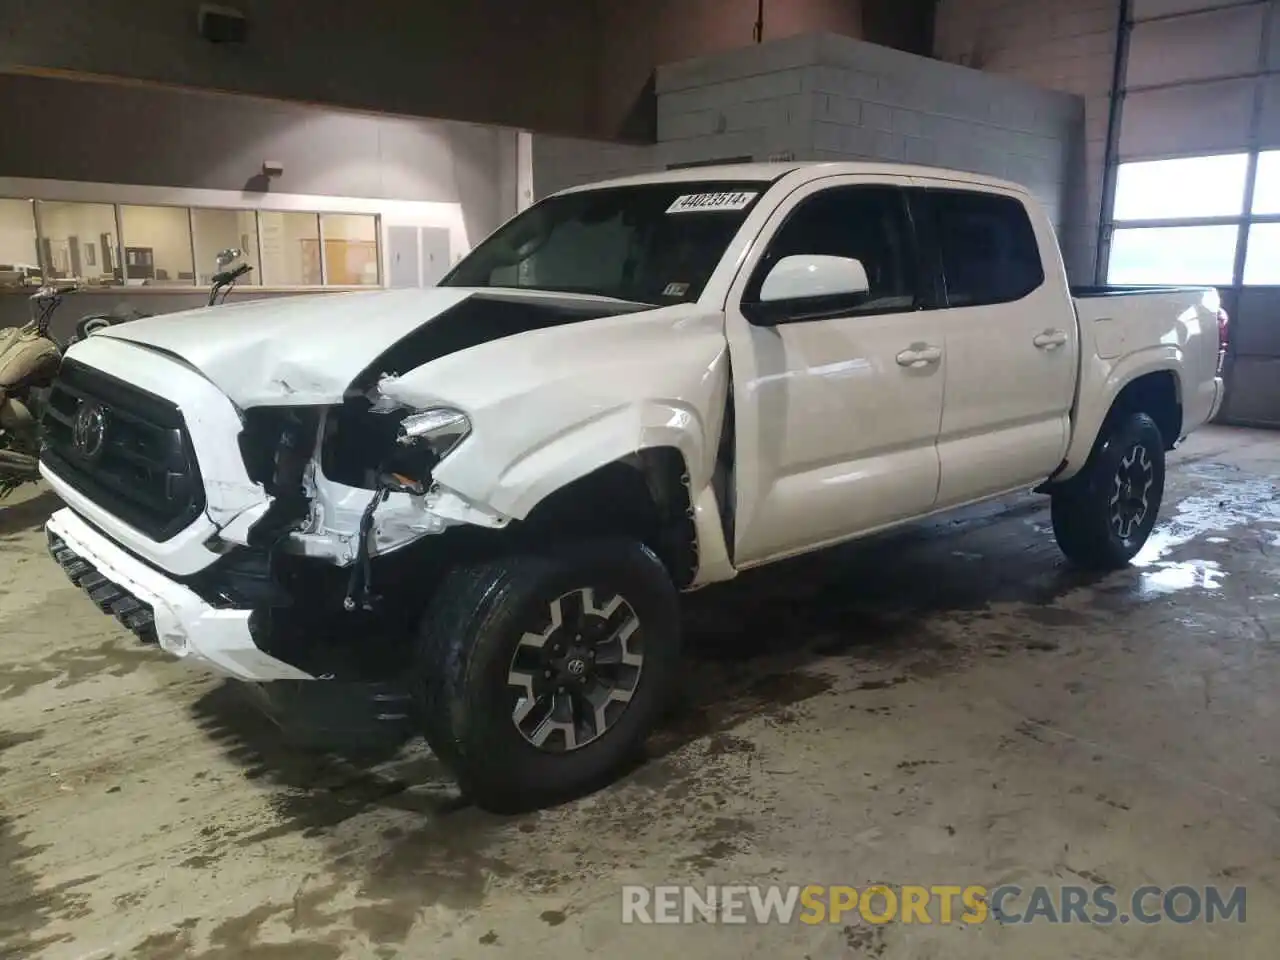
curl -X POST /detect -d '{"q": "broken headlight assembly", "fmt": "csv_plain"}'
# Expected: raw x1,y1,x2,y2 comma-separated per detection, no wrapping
397,407,470,457
344,406,471,612
381,407,471,495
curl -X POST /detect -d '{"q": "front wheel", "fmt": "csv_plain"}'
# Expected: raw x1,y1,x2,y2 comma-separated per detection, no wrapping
413,538,681,812
1051,411,1166,570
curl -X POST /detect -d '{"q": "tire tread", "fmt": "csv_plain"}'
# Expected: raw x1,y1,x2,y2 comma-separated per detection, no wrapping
1050,412,1165,570
412,540,680,812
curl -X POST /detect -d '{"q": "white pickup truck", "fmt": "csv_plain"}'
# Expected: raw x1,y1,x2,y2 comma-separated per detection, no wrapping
40,162,1224,810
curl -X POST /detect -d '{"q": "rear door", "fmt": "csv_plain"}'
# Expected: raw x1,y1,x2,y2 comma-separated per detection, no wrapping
723,175,946,567
909,182,1078,506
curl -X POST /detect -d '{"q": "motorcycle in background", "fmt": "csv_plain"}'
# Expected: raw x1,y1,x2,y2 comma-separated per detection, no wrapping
208,248,253,305
0,285,77,496
0,249,254,496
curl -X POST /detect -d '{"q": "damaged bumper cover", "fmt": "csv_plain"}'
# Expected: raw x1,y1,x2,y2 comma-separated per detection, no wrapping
46,507,314,681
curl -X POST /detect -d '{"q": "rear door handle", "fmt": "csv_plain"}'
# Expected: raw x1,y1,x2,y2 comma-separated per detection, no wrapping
1034,329,1068,349
896,345,943,368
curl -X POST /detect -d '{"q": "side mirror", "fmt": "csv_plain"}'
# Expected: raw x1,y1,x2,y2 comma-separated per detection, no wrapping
760,254,870,303
746,254,872,326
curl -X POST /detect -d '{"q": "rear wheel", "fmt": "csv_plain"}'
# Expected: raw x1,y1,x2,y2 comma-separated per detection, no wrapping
413,538,681,812
1051,412,1165,570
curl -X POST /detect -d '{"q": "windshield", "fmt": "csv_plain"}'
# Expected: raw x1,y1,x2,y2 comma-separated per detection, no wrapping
441,180,769,304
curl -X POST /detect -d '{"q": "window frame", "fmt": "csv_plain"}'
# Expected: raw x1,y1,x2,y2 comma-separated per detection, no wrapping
740,183,931,326
911,188,1047,309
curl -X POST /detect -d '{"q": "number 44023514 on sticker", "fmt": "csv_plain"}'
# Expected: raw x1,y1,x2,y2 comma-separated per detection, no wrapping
665,191,758,213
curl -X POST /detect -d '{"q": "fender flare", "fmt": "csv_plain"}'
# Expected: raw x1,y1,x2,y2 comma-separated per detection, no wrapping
477,399,716,521
1058,347,1182,482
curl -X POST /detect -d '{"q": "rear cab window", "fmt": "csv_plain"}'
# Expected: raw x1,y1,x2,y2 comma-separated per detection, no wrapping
914,190,1045,307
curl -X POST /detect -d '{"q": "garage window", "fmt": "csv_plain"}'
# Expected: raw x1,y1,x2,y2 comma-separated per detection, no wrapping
1250,151,1280,216
1107,153,1249,285
1243,223,1280,285
1113,154,1249,220
1108,225,1239,286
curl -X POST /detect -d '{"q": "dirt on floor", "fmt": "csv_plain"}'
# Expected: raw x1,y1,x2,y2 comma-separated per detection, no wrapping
1,426,1279,959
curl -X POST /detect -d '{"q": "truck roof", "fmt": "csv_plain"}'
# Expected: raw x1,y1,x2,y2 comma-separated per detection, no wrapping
555,161,1031,197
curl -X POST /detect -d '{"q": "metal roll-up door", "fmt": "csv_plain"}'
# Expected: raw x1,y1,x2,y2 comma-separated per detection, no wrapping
1100,0,1280,426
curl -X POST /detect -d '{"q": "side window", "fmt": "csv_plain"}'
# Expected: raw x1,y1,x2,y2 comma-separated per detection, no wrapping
751,186,917,315
929,191,1044,307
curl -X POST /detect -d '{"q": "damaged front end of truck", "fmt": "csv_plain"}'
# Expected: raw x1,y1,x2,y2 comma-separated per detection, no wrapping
160,290,728,701
211,401,494,643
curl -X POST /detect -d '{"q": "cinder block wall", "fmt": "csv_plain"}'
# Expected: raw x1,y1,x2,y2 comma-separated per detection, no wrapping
531,139,664,197
935,0,1119,282
534,33,1087,279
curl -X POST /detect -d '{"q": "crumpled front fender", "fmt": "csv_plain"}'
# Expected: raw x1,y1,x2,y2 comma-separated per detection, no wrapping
479,397,720,520
376,306,733,524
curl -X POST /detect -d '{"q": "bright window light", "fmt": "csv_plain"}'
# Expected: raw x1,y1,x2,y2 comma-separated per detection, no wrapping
1113,154,1249,221
1244,222,1280,284
1108,225,1238,285
1251,151,1280,215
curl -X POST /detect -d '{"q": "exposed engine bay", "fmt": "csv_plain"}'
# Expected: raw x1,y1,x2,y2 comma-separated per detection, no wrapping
217,291,655,623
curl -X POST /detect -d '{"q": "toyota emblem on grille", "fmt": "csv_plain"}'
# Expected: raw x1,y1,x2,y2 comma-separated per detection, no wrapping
72,401,107,461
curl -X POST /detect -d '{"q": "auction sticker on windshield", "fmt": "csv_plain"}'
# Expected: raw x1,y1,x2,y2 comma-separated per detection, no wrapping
666,192,758,213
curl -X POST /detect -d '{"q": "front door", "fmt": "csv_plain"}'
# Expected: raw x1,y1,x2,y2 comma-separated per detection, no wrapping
723,176,946,568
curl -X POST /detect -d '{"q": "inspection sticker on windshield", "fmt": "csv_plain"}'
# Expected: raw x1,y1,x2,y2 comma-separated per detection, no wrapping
666,191,758,214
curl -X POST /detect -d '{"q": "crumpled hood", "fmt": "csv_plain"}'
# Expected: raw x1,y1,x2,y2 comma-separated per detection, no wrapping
94,287,641,408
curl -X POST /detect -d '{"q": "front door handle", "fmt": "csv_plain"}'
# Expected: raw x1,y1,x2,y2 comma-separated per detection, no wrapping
1034,329,1068,349
896,344,943,368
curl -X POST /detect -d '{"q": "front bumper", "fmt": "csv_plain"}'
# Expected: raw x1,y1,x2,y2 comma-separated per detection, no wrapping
46,507,314,682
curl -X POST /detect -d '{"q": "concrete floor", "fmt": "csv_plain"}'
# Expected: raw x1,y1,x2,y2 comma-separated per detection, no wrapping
1,425,1279,959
